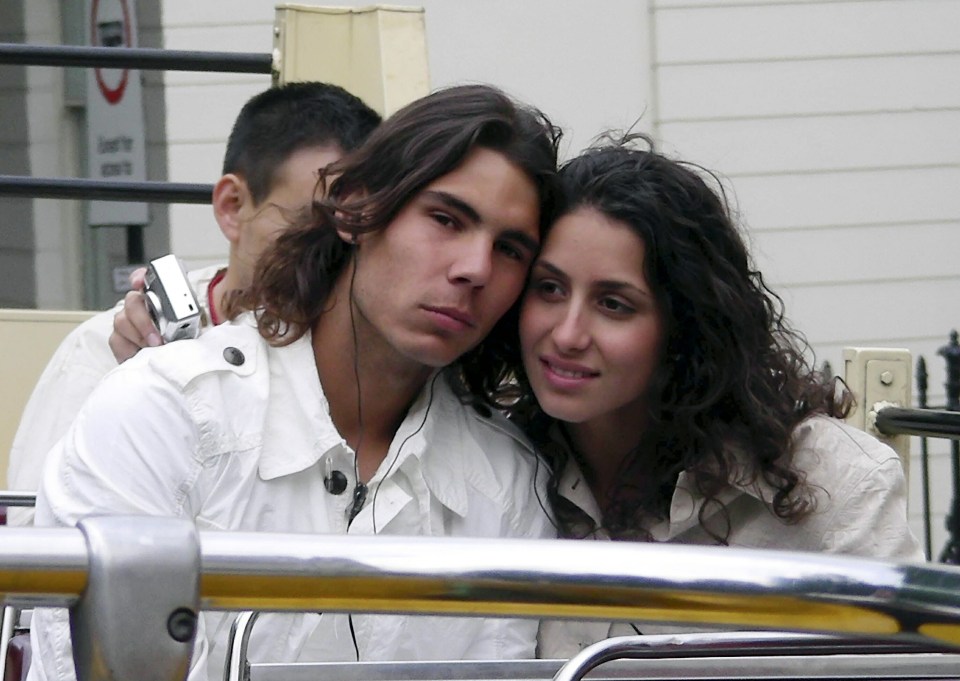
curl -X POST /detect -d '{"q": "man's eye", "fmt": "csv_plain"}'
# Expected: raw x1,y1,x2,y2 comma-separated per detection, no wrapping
431,212,457,228
496,241,526,262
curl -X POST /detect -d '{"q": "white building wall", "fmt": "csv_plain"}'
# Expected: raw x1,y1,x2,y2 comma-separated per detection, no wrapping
652,0,960,555
159,0,960,556
159,0,653,270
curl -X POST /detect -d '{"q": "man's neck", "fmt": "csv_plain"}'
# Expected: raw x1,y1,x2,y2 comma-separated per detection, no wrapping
312,282,433,482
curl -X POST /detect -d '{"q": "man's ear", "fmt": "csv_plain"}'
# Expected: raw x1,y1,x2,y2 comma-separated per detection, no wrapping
335,227,361,245
213,174,249,244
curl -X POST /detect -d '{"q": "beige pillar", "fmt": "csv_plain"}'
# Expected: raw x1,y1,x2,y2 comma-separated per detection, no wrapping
273,4,431,117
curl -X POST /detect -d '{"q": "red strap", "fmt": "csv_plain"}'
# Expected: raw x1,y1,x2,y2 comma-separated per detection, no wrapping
207,268,227,326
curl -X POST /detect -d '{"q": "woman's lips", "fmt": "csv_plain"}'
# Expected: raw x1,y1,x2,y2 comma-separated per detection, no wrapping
540,356,599,388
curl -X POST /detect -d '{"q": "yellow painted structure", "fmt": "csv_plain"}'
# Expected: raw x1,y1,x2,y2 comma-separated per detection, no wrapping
273,4,430,116
0,310,95,488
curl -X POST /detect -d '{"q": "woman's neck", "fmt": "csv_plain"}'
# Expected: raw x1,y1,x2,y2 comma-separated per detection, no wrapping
564,416,648,504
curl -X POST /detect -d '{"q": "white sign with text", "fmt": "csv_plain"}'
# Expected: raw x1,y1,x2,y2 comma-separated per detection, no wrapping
85,0,149,226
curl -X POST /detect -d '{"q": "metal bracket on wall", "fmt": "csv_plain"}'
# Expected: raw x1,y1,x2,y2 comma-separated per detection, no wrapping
843,347,912,479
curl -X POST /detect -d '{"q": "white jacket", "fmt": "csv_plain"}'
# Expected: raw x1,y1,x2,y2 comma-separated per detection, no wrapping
29,318,553,681
538,415,923,658
6,264,222,525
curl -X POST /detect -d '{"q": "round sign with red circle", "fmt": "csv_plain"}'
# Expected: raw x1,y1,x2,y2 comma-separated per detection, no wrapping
91,0,132,105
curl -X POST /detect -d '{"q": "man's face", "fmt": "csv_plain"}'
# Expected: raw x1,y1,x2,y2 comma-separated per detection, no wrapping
348,147,541,371
234,144,343,284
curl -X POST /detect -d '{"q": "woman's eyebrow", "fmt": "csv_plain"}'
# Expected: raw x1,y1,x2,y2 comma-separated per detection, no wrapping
536,260,653,297
532,261,567,278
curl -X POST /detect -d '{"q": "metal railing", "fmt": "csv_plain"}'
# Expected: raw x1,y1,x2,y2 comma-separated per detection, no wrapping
0,42,269,204
0,492,36,507
0,43,271,74
4,516,960,681
866,332,960,563
243,636,960,681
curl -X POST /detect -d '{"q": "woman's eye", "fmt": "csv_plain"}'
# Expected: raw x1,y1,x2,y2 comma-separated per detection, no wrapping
600,297,634,314
531,279,563,298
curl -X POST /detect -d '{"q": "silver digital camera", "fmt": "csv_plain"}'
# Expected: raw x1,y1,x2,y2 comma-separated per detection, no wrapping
144,254,202,342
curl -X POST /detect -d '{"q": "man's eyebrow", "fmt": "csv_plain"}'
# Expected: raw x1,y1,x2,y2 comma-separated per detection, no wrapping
423,190,540,255
502,229,540,256
422,190,481,223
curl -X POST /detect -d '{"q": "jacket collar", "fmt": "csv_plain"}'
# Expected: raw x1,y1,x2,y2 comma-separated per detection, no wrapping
554,429,776,542
259,333,345,480
387,374,503,518
259,350,503,519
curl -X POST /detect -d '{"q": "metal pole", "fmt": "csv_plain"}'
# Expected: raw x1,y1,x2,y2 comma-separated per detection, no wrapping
0,43,272,74
874,406,960,439
938,331,960,564
5,529,960,649
0,176,212,203
0,492,37,507
917,356,933,560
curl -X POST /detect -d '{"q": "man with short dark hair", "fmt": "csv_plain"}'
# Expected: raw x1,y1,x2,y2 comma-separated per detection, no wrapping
7,82,381,523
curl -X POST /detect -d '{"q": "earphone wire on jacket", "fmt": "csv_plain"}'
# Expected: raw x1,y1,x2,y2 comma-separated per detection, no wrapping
371,370,440,534
346,238,365,661
347,242,367,524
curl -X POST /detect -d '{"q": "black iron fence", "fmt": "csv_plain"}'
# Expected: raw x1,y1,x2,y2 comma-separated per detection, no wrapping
864,331,960,564
0,42,271,202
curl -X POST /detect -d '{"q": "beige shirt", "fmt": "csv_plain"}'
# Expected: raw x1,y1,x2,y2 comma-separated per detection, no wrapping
538,415,923,658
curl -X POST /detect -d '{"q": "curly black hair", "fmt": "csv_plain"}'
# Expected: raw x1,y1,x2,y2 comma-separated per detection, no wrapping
505,135,851,542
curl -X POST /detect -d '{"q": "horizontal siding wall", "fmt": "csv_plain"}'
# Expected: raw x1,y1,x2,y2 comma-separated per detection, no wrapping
159,2,274,271
652,0,960,557
160,0,653,272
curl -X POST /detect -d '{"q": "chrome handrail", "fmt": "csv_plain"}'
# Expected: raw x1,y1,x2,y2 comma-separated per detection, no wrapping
3,526,960,649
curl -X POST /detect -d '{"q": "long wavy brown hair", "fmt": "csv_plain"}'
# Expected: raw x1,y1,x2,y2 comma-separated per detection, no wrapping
226,84,562,406
505,136,851,542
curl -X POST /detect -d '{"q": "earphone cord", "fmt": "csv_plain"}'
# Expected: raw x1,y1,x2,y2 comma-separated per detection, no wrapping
371,371,440,534
346,241,364,659
346,245,366,525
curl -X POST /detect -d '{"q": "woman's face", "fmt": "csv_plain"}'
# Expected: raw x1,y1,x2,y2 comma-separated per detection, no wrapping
520,206,665,428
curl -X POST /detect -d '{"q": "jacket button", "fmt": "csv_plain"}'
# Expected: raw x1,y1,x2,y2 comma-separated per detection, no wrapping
223,347,245,366
324,470,348,495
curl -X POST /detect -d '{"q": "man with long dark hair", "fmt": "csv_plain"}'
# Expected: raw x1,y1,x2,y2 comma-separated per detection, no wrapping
29,84,562,681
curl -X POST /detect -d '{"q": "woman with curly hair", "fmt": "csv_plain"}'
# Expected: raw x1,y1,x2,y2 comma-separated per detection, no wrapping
507,137,922,656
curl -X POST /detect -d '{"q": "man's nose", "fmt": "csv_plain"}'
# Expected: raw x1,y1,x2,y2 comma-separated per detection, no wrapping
449,233,493,287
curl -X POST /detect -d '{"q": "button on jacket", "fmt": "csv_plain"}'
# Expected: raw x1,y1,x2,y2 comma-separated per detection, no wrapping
537,415,923,659
29,317,553,681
